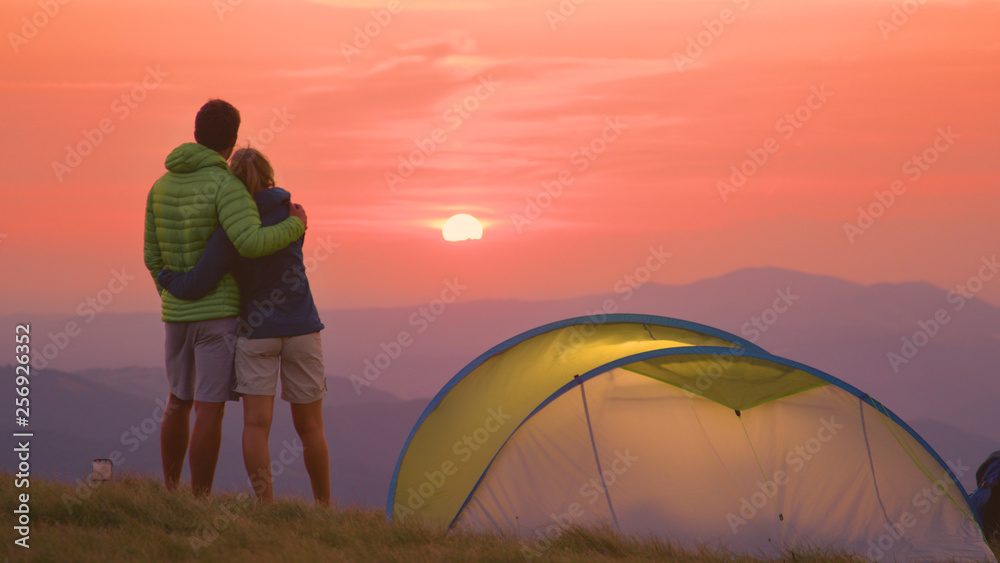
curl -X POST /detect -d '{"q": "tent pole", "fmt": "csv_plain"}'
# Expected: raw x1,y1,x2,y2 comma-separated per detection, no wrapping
736,409,795,551
577,376,621,533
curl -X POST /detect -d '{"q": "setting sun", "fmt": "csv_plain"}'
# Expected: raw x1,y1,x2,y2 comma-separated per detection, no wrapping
442,214,483,242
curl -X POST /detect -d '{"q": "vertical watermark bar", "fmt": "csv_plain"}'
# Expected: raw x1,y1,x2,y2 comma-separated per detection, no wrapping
13,323,34,549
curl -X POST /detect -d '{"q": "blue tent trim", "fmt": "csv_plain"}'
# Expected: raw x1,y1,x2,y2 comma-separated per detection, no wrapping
386,314,767,520
440,345,981,531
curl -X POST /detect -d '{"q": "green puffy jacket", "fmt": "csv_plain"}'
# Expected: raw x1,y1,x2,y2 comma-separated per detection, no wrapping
144,143,305,322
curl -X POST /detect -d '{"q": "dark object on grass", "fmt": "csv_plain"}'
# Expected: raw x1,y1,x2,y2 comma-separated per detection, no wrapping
972,450,1000,541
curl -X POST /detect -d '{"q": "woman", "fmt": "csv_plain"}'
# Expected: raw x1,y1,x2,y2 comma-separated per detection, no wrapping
159,147,330,506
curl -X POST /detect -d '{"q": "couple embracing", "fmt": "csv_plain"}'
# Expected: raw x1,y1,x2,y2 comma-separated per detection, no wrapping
143,99,329,505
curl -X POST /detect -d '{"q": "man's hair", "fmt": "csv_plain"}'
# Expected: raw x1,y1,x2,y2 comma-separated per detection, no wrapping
194,99,240,153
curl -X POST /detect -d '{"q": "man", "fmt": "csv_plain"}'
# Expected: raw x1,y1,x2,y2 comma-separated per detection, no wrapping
143,99,307,496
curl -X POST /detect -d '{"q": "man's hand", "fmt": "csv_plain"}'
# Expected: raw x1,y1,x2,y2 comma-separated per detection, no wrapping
288,201,308,230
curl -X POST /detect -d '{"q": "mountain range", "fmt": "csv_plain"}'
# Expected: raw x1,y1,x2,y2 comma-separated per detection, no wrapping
2,267,997,502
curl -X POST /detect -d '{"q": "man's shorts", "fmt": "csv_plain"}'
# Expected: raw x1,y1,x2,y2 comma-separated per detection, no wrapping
234,332,326,404
164,317,239,403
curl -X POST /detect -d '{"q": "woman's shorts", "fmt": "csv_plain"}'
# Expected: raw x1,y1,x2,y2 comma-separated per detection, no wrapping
234,332,326,404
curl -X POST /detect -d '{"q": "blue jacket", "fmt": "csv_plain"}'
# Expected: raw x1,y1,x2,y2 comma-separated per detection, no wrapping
158,187,324,339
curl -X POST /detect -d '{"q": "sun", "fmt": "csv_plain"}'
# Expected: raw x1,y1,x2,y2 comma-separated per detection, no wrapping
442,214,483,242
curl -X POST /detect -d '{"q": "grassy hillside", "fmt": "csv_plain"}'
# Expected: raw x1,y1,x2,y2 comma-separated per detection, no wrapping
3,473,997,563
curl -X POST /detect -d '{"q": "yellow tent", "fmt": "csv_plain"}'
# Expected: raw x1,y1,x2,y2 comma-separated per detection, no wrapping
388,315,995,561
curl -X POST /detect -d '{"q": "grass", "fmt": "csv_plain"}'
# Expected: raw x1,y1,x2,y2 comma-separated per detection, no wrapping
3,473,997,563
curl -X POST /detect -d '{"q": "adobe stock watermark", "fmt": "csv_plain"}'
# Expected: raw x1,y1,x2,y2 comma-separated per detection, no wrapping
866,458,972,560
672,0,751,71
544,0,588,30
7,0,70,54
245,438,304,499
511,116,628,233
31,268,136,370
178,167,230,219
189,439,303,554
188,494,255,555
877,0,930,41
886,254,998,373
843,127,958,244
350,278,468,394
212,0,256,21
213,0,242,20
521,449,639,560
385,73,501,192
206,235,341,347
339,0,403,63
61,395,171,513
740,288,800,343
393,406,512,521
551,245,673,358
717,85,833,202
612,246,673,301
727,416,844,533
680,349,743,399
51,65,168,182
243,107,296,148
680,289,799,401
180,106,298,219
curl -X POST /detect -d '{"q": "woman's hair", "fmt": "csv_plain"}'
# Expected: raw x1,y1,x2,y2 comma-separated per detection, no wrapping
229,147,275,196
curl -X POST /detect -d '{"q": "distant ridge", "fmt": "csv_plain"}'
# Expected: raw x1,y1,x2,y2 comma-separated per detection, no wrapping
3,267,997,496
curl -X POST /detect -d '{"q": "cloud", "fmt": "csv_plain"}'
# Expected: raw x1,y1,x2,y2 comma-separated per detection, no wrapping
0,81,184,90
305,0,498,10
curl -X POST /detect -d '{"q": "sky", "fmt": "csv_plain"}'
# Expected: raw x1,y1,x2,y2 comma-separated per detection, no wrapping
1,0,999,315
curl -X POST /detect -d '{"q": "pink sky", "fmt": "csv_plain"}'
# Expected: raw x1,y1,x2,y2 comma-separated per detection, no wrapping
1,0,999,314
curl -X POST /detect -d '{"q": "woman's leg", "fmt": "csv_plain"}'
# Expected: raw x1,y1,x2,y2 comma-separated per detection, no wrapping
291,399,331,506
235,336,281,502
242,395,275,502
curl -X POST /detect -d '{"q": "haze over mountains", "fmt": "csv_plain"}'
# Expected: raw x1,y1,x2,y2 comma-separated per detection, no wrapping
3,267,997,502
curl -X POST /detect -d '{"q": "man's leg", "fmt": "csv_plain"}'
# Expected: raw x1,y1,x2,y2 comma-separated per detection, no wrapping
189,401,226,496
190,317,239,497
163,322,198,491
160,394,193,491
242,395,275,502
290,399,330,506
